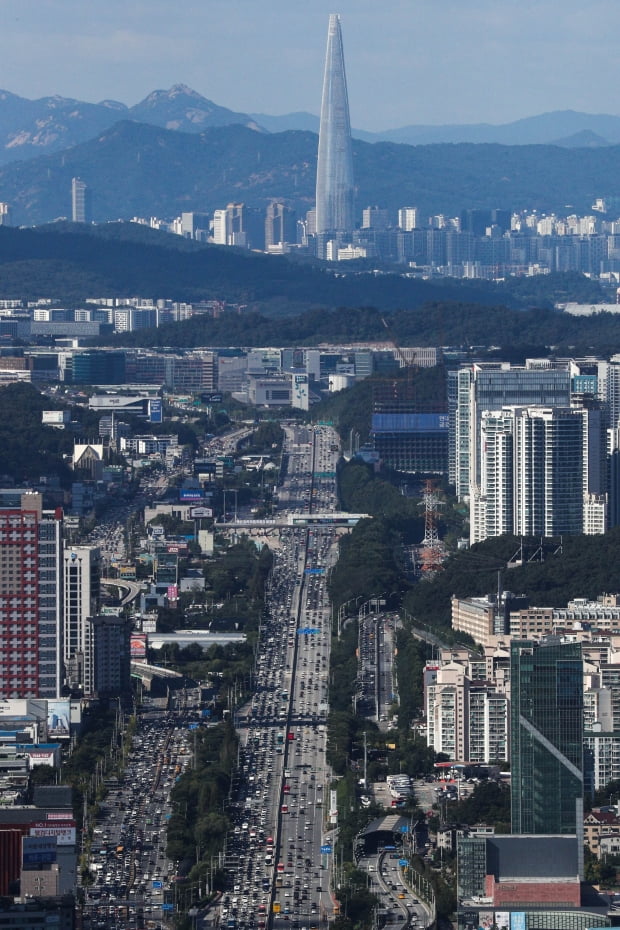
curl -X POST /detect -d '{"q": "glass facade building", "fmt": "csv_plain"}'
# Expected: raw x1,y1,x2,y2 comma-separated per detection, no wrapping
510,639,584,845
315,15,354,251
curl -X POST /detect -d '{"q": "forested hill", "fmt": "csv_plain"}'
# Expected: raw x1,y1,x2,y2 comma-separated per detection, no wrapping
108,301,620,358
5,119,620,223
0,222,607,314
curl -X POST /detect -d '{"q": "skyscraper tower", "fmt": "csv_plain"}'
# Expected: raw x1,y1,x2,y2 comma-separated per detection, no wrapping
510,637,584,874
315,14,354,255
71,177,88,223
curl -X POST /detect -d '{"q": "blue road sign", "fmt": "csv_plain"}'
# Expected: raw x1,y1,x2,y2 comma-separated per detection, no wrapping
304,567,325,575
297,627,321,636
398,859,408,867
384,845,396,850
161,903,174,911
188,722,199,730
320,845,333,854
153,880,163,888
399,825,409,833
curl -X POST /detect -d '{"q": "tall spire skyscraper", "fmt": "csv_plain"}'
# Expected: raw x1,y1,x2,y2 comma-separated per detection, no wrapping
315,14,354,255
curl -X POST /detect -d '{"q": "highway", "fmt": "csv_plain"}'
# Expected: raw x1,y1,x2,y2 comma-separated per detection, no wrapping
218,424,340,930
80,699,198,929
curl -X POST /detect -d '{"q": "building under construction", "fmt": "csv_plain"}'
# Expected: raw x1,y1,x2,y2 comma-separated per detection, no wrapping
371,379,449,474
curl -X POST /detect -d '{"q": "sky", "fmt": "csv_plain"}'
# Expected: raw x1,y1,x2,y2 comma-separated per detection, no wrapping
1,0,619,131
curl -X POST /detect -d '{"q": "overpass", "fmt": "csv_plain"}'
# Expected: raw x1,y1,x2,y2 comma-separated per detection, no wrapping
217,512,370,530
130,660,186,690
101,577,142,606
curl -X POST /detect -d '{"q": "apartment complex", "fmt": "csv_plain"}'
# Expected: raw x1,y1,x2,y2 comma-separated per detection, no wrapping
0,492,63,699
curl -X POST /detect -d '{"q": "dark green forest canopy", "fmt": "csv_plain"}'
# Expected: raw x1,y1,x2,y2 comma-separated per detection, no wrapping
0,222,608,317
404,530,620,631
0,382,93,487
106,300,620,357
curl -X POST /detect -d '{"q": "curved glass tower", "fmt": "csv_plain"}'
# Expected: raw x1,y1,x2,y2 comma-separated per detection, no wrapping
315,14,354,250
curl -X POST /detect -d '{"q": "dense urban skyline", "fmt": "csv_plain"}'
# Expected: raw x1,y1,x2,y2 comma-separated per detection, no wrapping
2,0,620,130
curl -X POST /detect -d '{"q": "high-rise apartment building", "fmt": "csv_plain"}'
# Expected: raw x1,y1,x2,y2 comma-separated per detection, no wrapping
0,203,11,226
0,491,63,699
71,177,88,223
426,663,509,763
510,638,584,866
398,207,420,231
63,546,101,695
315,14,354,255
453,363,572,500
472,405,586,543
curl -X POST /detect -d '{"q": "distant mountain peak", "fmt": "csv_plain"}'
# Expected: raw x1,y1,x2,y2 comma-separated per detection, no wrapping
136,84,212,108
98,99,127,111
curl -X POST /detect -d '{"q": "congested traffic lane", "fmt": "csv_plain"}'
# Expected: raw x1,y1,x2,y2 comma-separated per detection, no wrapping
220,426,340,930
82,706,195,929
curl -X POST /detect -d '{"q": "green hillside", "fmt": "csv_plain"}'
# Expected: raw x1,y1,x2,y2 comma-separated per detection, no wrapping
3,120,620,224
0,222,605,314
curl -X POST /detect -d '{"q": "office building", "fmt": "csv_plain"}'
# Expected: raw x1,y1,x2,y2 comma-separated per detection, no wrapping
0,203,11,226
69,350,126,385
457,834,582,912
90,615,131,697
510,638,584,854
71,177,88,224
371,379,449,474
315,14,354,254
63,546,101,696
362,206,389,230
211,202,265,250
265,202,297,248
0,492,63,699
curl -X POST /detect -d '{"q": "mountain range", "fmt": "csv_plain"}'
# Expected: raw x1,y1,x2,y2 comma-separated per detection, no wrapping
3,118,620,226
0,84,263,167
252,108,620,147
2,84,620,170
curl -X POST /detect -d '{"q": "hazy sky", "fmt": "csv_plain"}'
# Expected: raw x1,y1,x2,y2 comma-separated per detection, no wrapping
1,0,619,130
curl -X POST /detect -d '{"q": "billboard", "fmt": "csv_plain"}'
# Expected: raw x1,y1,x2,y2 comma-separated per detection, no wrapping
130,633,147,659
179,488,203,501
190,506,213,518
510,915,526,930
30,822,76,846
47,700,71,739
292,373,309,411
142,619,157,633
22,836,57,869
167,585,178,602
371,412,449,433
495,914,510,930
148,398,163,423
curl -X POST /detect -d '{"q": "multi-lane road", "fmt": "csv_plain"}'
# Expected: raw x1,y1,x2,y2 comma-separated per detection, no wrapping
219,425,340,930
81,421,431,930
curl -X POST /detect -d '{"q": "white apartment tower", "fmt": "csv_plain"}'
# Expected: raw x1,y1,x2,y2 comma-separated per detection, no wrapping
398,207,420,231
454,363,572,502
472,406,586,543
63,545,101,695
